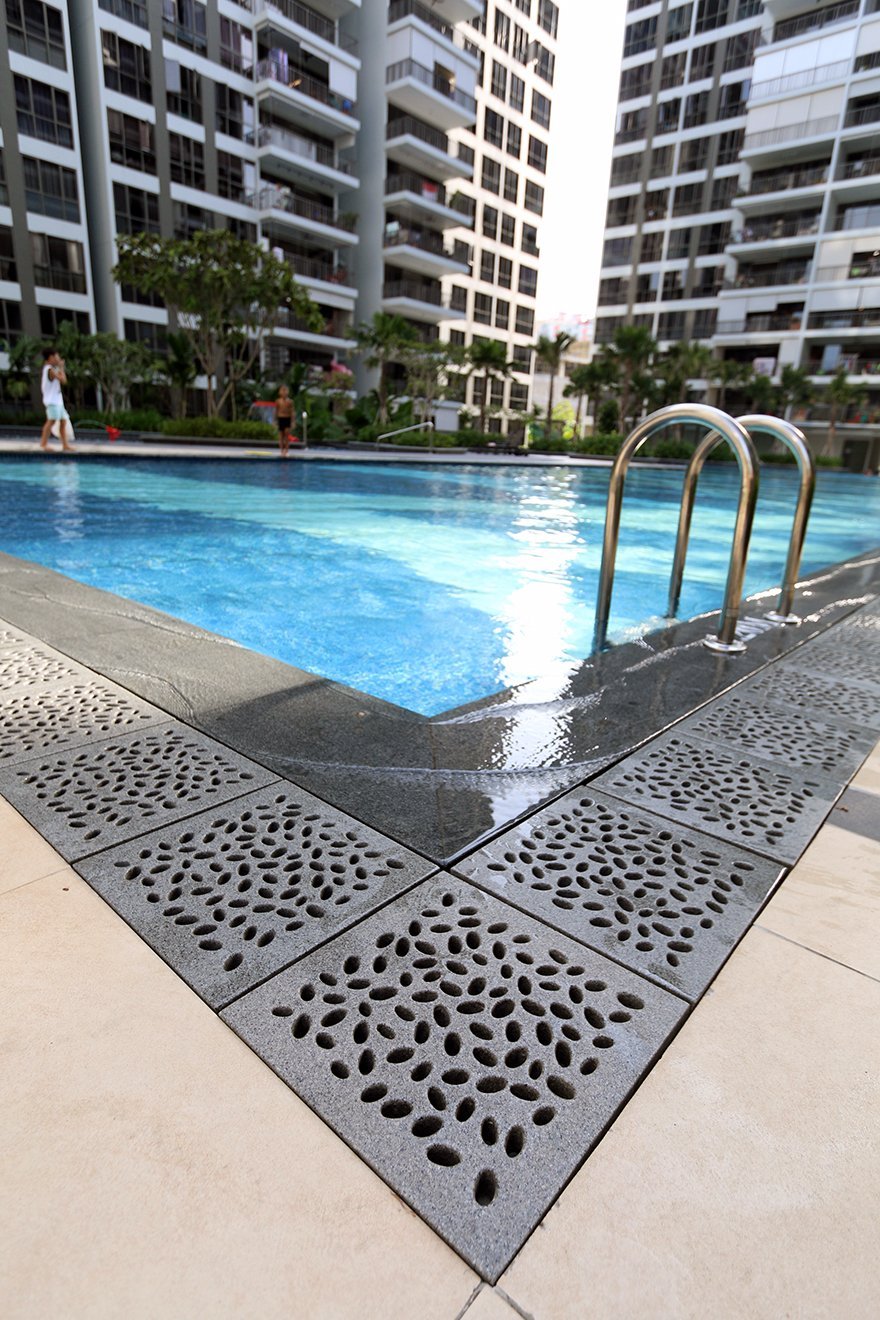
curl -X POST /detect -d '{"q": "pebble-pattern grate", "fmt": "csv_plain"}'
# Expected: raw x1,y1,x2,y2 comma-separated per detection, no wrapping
76,786,434,1007
681,693,875,776
0,724,278,859
787,628,880,691
454,788,782,1000
0,645,85,692
0,681,167,764
734,663,880,730
222,878,685,1281
593,734,841,864
0,625,32,648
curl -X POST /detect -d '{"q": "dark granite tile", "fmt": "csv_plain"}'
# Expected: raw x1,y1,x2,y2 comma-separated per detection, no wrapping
454,787,783,1002
0,722,278,859
75,783,435,1008
221,875,686,1282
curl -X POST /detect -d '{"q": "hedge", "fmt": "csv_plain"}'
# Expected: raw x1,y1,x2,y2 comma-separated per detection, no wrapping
160,417,277,441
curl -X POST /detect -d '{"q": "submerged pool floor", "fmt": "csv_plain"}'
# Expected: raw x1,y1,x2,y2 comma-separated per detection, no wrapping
1,456,879,714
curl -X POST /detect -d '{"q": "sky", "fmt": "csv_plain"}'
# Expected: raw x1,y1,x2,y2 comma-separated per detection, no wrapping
536,0,628,326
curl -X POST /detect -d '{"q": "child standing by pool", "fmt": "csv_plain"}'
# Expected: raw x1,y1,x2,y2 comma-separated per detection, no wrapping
39,348,74,453
274,385,295,457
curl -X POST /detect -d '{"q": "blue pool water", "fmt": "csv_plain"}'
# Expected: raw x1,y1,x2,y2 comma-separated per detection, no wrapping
0,456,878,715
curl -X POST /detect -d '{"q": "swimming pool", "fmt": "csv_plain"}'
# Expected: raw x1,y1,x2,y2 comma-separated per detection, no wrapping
1,456,878,715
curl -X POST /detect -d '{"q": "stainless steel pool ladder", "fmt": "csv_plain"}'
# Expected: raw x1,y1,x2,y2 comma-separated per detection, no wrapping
668,414,816,627
593,404,760,655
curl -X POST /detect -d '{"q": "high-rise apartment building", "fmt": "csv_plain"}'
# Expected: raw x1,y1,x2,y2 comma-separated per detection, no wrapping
0,0,559,433
599,0,880,437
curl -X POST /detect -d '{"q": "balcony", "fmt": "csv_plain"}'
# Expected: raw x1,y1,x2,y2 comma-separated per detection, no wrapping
716,313,804,335
814,258,880,282
382,278,464,323
251,185,359,244
252,59,359,134
729,262,811,289
273,305,351,346
388,0,454,44
773,0,859,43
807,308,880,331
382,223,469,277
738,162,829,199
386,59,476,130
730,214,821,245
386,115,469,182
743,116,838,153
843,102,880,132
33,266,87,293
384,173,474,227
836,203,880,232
749,59,849,102
250,123,357,188
286,252,355,291
840,153,880,181
254,0,358,56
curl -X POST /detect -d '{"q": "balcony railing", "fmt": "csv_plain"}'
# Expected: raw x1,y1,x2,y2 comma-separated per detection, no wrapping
388,0,454,42
773,0,859,44
257,0,358,55
33,266,87,293
815,260,880,281
98,0,147,26
275,306,350,337
384,173,474,218
253,59,357,116
249,123,351,172
739,163,829,196
386,60,476,115
251,185,356,230
716,314,804,334
841,154,880,180
732,215,820,243
383,224,458,259
386,115,450,154
837,204,880,231
744,116,838,151
843,103,880,130
808,309,880,330
286,253,352,284
730,264,811,288
750,59,849,102
383,278,445,306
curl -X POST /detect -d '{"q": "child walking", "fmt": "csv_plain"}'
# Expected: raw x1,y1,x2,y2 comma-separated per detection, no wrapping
39,348,74,453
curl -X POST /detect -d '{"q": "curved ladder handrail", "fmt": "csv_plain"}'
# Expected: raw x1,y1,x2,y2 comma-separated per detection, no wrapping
667,415,816,625
593,404,760,654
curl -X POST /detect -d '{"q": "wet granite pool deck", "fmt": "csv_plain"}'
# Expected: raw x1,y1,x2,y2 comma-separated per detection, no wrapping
1,539,879,1302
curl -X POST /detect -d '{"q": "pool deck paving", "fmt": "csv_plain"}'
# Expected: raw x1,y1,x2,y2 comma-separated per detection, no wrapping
1,576,879,1315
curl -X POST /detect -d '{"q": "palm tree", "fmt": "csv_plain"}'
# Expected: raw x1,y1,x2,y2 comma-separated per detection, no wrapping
777,364,814,420
658,340,714,404
563,360,612,436
351,312,416,425
600,324,657,429
533,331,575,435
710,358,752,414
467,339,514,433
164,331,197,418
747,369,778,414
822,367,864,456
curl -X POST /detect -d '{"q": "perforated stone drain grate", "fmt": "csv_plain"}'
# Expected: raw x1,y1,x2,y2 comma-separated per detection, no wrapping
453,788,782,1001
0,681,167,765
0,625,33,649
680,692,876,777
76,786,434,1007
222,877,685,1281
787,628,880,691
593,734,841,864
0,724,278,860
0,645,87,692
734,663,880,731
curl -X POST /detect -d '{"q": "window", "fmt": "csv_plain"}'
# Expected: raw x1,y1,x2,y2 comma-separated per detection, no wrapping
216,86,254,140
6,0,66,69
99,0,148,26
500,213,515,246
655,98,680,136
515,305,535,336
509,75,525,113
527,136,547,173
521,223,539,256
657,311,685,341
217,150,254,201
695,221,730,255
14,76,72,147
0,300,23,343
494,9,510,52
518,265,538,297
170,133,205,188
166,61,202,122
480,250,496,283
711,175,736,209
695,0,728,34
31,234,86,292
506,123,521,158
620,62,653,101
495,299,510,330
679,137,709,172
666,3,693,41
673,182,704,217
163,0,207,51
450,285,468,312
534,44,555,85
509,381,529,409
693,309,718,338
0,227,17,283
645,188,669,220
719,80,749,119
489,378,505,408
173,201,207,238
481,157,501,194
220,17,253,74
124,320,167,351
102,33,151,101
0,153,7,207
602,236,632,266
484,109,504,148
660,52,686,89
689,42,715,81
108,109,155,173
624,16,657,57
482,205,498,239
717,128,744,165
650,145,674,176
538,0,559,38
611,154,641,185
114,182,160,234
723,28,759,73
524,180,544,215
512,344,532,370
498,256,513,289
458,142,475,168
475,292,493,325
667,228,691,259
531,94,552,136
23,157,79,222
683,91,709,128
39,307,90,337
512,23,529,63
503,168,518,203
449,328,466,346
640,230,664,260
606,194,638,227
491,61,507,100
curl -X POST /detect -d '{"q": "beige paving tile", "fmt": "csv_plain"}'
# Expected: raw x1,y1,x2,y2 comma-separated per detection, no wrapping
758,821,880,980
499,927,880,1320
0,795,68,898
461,1286,522,1319
0,873,477,1320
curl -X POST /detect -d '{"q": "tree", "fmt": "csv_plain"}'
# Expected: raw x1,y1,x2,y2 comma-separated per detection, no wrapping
822,367,865,455
657,340,714,405
747,369,778,414
710,358,752,414
399,341,462,430
162,331,197,418
0,335,41,404
599,324,657,429
113,230,321,417
351,312,417,426
86,333,156,413
777,364,814,419
533,331,575,435
563,361,611,436
467,339,514,433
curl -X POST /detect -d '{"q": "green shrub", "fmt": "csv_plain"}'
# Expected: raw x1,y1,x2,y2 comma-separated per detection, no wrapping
77,408,165,431
596,399,619,434
573,432,624,456
160,417,276,441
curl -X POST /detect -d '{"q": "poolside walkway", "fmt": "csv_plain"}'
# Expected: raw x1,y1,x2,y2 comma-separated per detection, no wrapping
1,742,878,1319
